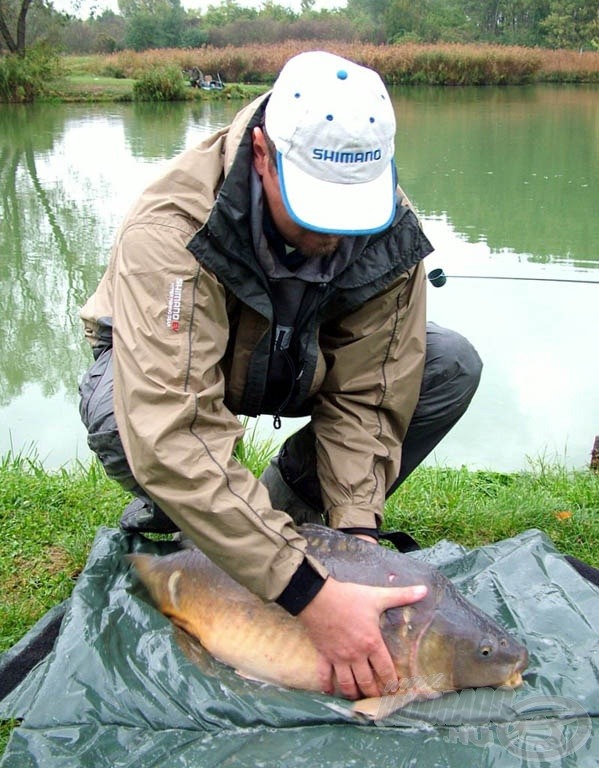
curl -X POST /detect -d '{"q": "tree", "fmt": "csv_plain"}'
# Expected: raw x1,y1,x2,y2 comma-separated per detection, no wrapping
202,0,258,28
120,0,187,50
541,0,599,48
0,0,67,56
0,0,34,55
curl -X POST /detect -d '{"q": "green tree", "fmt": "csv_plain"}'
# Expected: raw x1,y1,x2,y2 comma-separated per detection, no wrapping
384,0,425,40
460,0,552,43
1,0,80,55
260,1,298,22
541,0,599,48
349,0,467,43
202,0,258,27
344,0,387,42
120,0,187,50
0,0,34,54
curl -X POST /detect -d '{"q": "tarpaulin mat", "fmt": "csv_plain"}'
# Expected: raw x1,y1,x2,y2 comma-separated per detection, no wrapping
1,527,597,767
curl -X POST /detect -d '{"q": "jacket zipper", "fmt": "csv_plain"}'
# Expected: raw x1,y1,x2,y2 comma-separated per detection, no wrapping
272,282,329,428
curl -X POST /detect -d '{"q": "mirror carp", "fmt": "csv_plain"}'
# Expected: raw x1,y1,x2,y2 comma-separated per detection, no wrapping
128,524,528,719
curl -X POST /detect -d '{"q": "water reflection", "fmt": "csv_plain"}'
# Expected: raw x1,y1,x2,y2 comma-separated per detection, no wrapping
394,85,598,266
0,104,103,408
0,88,597,469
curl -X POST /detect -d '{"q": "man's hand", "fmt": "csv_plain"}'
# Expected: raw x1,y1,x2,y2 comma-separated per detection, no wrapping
297,577,427,700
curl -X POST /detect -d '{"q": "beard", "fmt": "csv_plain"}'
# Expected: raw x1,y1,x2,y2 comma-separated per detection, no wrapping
292,232,342,259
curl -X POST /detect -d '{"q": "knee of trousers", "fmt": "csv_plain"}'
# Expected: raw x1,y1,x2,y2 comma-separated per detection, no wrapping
78,348,140,495
424,322,483,402
260,458,324,527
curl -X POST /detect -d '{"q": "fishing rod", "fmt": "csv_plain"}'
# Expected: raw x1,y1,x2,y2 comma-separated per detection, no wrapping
427,268,599,288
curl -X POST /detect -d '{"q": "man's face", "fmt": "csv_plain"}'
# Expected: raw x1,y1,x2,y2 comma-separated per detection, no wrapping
252,127,342,259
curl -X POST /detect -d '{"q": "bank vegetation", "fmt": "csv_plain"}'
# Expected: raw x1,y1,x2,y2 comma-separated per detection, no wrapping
1,41,599,103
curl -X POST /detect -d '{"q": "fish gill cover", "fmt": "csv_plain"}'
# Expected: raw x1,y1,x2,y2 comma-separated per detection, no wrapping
0,526,598,767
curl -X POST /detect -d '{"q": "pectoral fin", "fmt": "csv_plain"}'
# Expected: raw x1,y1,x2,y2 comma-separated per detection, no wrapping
353,687,443,720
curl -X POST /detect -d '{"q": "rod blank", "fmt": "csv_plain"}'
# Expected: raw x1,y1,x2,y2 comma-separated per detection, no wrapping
427,268,599,287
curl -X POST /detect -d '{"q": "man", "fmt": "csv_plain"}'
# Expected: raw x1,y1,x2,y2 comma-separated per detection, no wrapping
79,51,482,701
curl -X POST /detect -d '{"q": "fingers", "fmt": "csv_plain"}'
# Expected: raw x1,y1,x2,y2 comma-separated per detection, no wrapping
334,663,360,700
317,654,395,700
333,587,426,699
327,650,398,700
316,656,335,696
334,650,398,700
336,659,382,700
299,579,428,702
367,644,398,696
378,584,428,612
317,657,377,700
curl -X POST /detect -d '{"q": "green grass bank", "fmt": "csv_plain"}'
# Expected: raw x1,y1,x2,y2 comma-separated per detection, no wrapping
1,449,597,753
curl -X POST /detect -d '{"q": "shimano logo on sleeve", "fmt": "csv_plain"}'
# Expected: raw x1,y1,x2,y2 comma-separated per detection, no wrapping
312,148,382,164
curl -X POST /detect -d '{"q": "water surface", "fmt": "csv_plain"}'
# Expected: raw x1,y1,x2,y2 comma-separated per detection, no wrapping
1,86,597,471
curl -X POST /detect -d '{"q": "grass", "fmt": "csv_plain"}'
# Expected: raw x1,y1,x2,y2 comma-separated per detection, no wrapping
45,74,137,102
385,462,598,567
1,442,598,754
41,72,267,103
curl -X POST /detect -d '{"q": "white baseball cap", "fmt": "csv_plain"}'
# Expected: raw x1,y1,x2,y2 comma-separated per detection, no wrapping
264,51,397,235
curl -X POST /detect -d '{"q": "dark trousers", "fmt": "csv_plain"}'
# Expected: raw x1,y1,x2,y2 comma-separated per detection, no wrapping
276,322,483,515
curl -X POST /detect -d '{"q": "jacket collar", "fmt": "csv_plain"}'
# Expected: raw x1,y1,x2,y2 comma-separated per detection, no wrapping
188,96,432,308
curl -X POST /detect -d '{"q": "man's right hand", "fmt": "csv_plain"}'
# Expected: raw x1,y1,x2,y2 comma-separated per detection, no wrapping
297,577,427,700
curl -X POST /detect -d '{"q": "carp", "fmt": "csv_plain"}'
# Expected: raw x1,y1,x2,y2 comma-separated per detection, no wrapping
128,524,528,719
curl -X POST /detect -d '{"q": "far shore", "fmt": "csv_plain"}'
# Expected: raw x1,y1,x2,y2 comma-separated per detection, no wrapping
37,43,599,103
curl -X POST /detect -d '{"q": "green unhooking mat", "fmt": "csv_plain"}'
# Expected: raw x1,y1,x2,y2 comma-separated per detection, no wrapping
1,527,597,767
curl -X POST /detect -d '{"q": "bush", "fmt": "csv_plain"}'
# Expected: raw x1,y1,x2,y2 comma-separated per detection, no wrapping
132,64,188,101
0,46,61,103
101,62,129,79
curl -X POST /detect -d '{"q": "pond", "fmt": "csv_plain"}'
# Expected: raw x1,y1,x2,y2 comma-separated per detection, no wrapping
0,85,597,472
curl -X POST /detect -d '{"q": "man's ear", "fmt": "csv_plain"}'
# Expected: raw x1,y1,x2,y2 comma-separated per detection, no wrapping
252,127,269,177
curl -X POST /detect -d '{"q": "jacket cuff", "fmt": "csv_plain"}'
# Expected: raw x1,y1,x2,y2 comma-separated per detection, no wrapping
327,505,381,531
338,527,380,541
275,558,327,616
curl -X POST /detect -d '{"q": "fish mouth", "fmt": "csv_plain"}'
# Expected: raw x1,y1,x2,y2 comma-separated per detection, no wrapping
501,648,529,689
502,670,524,688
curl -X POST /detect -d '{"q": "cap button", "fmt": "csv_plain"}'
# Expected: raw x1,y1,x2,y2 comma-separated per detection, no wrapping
336,69,348,80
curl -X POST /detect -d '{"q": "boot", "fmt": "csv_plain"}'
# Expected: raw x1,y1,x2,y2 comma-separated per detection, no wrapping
120,497,179,534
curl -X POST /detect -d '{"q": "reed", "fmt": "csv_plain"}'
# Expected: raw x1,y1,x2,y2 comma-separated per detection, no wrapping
74,42,599,86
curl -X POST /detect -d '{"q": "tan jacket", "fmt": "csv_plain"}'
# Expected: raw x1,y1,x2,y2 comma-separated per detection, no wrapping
81,94,431,601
